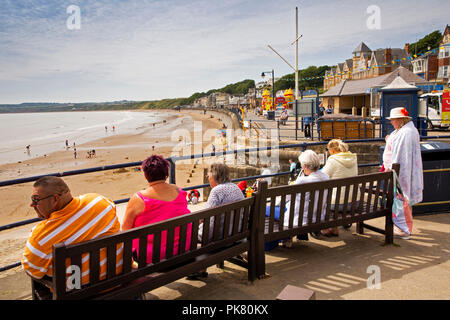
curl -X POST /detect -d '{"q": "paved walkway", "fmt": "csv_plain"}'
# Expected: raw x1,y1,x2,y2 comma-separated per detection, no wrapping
1,206,448,300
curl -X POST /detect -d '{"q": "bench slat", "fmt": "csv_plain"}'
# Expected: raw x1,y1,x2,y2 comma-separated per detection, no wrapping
165,228,175,259
278,194,286,231
178,223,188,255
122,240,132,274
138,235,147,268
307,187,316,225
190,219,199,251
90,249,100,285
152,231,161,264
288,192,296,229
202,217,211,247
107,244,117,279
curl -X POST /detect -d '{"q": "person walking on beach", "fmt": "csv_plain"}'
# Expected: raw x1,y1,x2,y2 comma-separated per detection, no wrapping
73,148,77,159
65,140,69,149
22,176,122,291
26,145,31,155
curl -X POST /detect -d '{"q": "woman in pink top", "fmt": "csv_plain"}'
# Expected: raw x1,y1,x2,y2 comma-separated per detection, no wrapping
122,155,191,264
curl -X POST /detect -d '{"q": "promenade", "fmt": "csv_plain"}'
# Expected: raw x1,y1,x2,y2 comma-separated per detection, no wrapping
0,109,448,300
0,201,448,300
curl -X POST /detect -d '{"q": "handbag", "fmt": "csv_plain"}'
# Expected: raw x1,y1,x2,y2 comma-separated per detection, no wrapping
392,170,413,234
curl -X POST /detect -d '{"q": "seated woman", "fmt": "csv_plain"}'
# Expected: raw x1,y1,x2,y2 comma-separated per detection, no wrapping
201,163,245,240
190,163,244,280
266,150,329,247
320,139,358,236
122,155,192,264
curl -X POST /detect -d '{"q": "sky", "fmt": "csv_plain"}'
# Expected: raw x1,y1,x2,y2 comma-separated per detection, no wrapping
1,0,449,104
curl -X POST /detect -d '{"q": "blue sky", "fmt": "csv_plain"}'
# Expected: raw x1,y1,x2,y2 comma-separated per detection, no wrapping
1,0,449,104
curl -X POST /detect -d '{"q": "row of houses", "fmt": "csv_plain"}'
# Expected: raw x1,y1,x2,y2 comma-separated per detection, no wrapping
321,25,450,115
410,25,450,82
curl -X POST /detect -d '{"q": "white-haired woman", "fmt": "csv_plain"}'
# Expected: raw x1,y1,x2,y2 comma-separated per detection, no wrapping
382,107,423,239
267,150,329,247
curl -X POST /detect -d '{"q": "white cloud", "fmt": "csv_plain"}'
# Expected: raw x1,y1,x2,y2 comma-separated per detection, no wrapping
1,0,449,103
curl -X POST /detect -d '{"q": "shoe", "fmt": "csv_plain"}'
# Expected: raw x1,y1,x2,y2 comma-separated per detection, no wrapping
394,226,411,240
330,227,339,237
186,271,208,280
394,230,411,240
282,239,293,248
320,229,334,237
310,232,321,239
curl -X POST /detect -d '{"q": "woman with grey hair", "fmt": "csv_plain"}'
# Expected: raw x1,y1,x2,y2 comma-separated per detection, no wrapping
267,150,329,247
206,163,244,209
189,162,244,280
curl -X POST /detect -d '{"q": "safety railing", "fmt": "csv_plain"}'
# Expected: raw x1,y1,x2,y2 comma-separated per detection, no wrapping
1,135,449,272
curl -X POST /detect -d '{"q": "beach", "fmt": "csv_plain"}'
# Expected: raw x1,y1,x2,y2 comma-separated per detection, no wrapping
0,109,227,227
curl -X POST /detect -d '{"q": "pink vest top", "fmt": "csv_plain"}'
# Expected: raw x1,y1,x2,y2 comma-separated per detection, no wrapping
132,189,192,264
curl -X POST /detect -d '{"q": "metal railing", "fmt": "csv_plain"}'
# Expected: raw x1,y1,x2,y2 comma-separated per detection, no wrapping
1,135,449,272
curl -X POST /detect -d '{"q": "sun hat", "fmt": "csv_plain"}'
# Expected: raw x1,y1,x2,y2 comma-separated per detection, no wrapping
387,107,411,120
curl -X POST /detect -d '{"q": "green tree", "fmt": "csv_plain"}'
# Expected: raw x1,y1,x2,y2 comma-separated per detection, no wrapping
409,30,443,56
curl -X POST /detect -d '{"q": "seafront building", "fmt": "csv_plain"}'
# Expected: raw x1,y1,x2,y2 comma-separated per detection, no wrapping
323,42,411,91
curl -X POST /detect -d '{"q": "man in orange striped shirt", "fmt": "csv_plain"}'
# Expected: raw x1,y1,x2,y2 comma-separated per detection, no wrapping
22,176,123,290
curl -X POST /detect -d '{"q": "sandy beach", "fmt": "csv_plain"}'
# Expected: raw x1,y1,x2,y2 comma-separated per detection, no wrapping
0,109,227,227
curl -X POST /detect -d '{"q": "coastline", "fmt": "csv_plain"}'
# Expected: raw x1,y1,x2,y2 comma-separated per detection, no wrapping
0,109,225,226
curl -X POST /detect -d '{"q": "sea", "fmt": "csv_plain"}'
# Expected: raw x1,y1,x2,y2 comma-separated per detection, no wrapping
0,110,181,166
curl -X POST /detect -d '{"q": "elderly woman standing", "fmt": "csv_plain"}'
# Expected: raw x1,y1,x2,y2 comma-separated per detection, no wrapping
383,107,423,239
122,155,192,264
320,139,358,236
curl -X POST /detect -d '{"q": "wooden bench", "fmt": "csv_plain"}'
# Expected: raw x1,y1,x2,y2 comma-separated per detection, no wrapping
31,196,258,300
254,165,397,278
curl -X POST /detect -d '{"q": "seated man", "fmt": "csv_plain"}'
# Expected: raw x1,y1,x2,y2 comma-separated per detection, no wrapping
22,176,123,290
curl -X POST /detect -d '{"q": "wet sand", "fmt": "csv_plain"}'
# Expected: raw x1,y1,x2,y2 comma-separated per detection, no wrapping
0,109,225,227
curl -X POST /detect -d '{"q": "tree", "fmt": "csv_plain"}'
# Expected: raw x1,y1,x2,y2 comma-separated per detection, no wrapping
409,30,442,56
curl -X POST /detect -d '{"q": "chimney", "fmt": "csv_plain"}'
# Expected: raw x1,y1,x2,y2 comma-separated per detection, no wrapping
384,48,392,63
404,43,410,55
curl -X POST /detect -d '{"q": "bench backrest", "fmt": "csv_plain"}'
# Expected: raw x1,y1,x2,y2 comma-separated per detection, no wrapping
260,170,394,238
50,196,257,299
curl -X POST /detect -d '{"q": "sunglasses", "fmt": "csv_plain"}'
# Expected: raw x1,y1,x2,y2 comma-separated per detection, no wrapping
31,194,54,206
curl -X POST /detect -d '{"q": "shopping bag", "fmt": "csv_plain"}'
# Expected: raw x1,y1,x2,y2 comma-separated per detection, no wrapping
392,171,413,234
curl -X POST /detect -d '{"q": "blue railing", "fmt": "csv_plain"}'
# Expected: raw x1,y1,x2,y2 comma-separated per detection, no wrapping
1,135,449,272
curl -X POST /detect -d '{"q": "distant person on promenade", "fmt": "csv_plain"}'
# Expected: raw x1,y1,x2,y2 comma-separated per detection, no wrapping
326,105,334,114
26,145,31,155
303,117,311,138
22,176,122,289
105,126,108,132
65,140,69,149
122,155,192,264
289,159,297,181
382,107,423,240
319,103,325,117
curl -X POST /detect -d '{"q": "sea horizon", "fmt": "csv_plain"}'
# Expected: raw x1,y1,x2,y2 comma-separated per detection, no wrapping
0,110,176,166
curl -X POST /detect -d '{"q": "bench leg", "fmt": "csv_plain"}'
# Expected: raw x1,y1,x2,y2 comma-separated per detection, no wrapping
356,222,364,234
385,213,394,245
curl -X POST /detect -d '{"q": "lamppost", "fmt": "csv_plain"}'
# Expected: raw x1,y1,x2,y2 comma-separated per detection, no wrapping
261,69,275,110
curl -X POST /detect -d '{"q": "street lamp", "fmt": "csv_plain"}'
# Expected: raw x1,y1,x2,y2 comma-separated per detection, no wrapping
261,69,275,110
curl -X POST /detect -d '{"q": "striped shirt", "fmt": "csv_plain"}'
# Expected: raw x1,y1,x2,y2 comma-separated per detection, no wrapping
22,193,123,286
